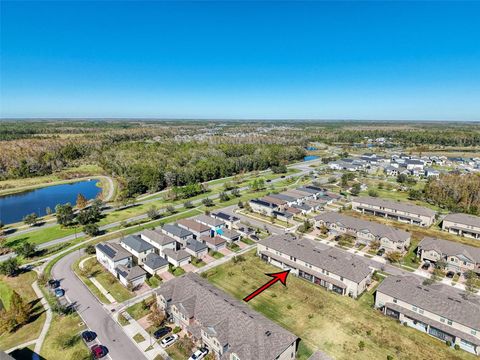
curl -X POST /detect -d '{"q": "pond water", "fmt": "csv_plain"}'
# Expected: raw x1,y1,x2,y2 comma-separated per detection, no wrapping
303,155,319,161
0,180,102,225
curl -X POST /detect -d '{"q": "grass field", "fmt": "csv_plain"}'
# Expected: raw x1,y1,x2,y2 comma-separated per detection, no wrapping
203,251,476,360
40,313,89,360
126,299,153,320
0,271,46,351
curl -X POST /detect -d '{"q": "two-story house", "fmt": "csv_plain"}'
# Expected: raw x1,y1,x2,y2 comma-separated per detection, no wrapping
162,223,194,246
140,229,177,257
95,242,132,275
257,234,373,298
375,275,480,355
351,196,437,227
417,237,480,274
177,219,211,240
156,273,299,360
120,235,155,265
210,211,240,229
442,213,480,240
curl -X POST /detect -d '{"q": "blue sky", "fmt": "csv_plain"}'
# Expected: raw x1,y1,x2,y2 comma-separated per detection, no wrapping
1,1,479,120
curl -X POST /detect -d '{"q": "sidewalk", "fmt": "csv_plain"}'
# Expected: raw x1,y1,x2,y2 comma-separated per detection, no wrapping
79,255,117,303
32,279,52,357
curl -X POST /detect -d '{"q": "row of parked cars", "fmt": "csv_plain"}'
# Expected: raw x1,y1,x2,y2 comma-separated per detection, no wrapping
153,326,209,359
82,330,109,359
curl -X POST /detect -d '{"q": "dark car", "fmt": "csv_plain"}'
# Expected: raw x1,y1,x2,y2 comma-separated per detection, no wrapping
376,248,385,256
250,235,259,241
91,345,107,359
446,271,455,278
48,279,60,289
82,330,96,342
281,175,286,178
153,327,171,339
266,179,272,182
421,262,431,270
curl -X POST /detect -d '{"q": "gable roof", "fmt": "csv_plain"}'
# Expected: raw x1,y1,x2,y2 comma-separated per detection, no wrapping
116,264,146,281
353,196,436,217
259,234,372,283
144,253,169,270
141,229,176,246
443,213,480,228
200,235,226,246
177,218,210,233
163,223,193,238
121,235,154,253
194,214,225,227
377,275,480,330
163,248,191,261
269,193,297,203
156,273,298,360
186,239,208,252
96,242,132,261
315,212,410,243
262,195,288,206
418,237,480,263
218,228,241,239
250,198,278,208
211,211,240,223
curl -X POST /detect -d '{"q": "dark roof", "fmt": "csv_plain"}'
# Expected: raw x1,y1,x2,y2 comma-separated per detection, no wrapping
269,193,297,203
121,235,154,253
96,242,132,261
250,199,278,208
156,274,298,360
163,223,193,238
259,234,372,283
186,239,208,252
144,253,169,270
377,275,480,330
211,211,240,223
418,237,480,263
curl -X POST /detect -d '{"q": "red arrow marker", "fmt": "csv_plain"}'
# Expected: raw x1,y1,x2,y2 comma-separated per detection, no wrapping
243,269,290,302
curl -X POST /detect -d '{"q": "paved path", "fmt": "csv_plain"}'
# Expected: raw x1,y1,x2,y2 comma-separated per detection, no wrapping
52,250,147,360
31,279,52,357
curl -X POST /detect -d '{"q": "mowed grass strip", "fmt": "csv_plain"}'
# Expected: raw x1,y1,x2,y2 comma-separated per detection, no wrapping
0,271,47,350
204,251,476,360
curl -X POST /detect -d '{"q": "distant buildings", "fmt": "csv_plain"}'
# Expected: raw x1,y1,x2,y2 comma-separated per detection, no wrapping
375,275,480,355
257,234,373,298
351,196,436,227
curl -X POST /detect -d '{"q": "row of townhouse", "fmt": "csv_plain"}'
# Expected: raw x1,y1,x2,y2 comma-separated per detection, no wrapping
442,213,480,240
351,196,437,227
417,236,480,275
257,234,373,298
95,212,243,287
375,275,480,355
249,184,341,218
315,212,411,252
383,164,441,178
156,273,300,360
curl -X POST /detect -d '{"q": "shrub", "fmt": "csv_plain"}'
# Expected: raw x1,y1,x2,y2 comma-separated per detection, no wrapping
173,326,181,334
85,244,96,254
358,340,365,351
286,304,292,310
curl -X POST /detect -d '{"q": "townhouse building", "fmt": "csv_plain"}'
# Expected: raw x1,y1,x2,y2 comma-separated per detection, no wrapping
210,211,240,229
140,229,177,257
116,264,147,288
315,212,411,252
95,242,132,275
177,218,211,240
120,235,155,265
193,214,225,234
351,196,436,227
143,253,169,276
417,237,480,275
257,234,373,298
442,213,480,240
249,198,278,216
162,223,194,246
156,273,299,360
375,275,480,355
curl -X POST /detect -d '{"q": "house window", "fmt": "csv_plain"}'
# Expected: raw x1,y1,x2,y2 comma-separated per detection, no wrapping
393,298,397,304
471,330,477,335
440,318,445,323
447,320,453,326
418,309,424,314
340,277,343,281
412,306,417,312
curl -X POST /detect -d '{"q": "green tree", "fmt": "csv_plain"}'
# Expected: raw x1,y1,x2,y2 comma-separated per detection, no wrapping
147,205,159,220
202,198,214,207
0,257,19,276
183,201,194,209
350,183,361,196
385,251,402,263
16,242,37,258
23,213,38,226
84,223,99,237
219,192,230,202
55,203,75,226
368,189,379,197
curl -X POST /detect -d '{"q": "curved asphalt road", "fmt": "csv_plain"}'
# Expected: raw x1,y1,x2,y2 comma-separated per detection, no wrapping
52,250,146,360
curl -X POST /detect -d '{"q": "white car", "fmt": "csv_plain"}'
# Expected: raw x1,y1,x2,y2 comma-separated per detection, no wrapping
160,334,178,348
188,347,209,360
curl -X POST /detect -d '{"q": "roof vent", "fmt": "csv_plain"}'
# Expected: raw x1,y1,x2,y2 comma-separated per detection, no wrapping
265,331,272,336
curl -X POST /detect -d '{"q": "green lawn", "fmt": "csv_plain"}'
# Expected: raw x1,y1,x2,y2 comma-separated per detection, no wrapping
165,337,195,360
191,257,206,268
169,266,186,277
133,333,146,343
203,251,476,360
209,250,224,259
40,313,89,360
240,237,255,245
146,275,162,288
126,299,153,320
72,256,111,304
227,243,241,252
0,271,46,351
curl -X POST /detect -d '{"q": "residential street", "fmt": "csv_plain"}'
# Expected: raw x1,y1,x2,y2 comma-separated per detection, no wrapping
52,250,147,360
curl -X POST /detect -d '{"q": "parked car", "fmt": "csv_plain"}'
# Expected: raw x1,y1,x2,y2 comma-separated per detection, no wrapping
81,330,96,342
160,334,178,348
48,279,60,289
376,248,385,256
280,175,286,178
54,288,65,297
266,179,271,182
91,345,107,359
421,261,431,270
153,327,171,339
188,347,209,360
446,271,455,278
250,235,259,241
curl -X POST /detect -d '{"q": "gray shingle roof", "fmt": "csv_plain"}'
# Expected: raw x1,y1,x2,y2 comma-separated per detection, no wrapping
162,223,193,238
443,213,480,228
250,198,278,208
116,264,147,281
156,274,298,360
353,196,436,217
194,214,225,227
121,235,154,253
219,228,241,240
376,275,480,330
96,242,132,261
141,229,176,246
418,237,480,263
163,248,191,261
259,234,372,283
269,193,297,203
144,253,169,270
315,212,410,243
186,239,208,252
